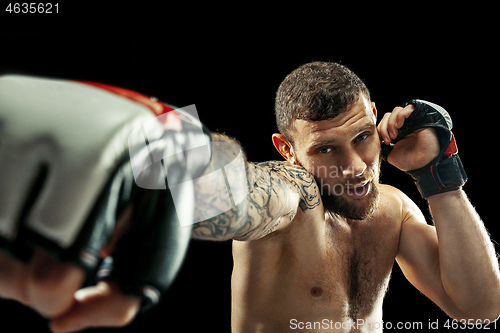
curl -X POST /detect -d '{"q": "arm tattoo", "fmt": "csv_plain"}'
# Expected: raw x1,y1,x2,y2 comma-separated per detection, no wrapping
191,135,319,241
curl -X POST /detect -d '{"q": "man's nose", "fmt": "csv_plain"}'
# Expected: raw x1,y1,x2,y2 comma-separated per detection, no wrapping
341,150,366,178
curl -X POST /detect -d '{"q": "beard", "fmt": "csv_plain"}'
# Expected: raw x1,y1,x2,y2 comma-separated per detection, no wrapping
317,177,380,220
294,153,382,221
309,157,382,221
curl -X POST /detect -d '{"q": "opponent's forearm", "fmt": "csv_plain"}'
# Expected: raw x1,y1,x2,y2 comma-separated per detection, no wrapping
190,134,302,241
190,161,259,241
191,160,303,241
429,190,500,319
189,133,248,240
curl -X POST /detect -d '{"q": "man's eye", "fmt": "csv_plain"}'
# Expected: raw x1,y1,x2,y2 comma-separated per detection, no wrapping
356,133,369,142
319,147,332,154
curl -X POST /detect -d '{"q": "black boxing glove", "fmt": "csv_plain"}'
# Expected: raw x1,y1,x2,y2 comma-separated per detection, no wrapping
0,76,212,311
381,99,467,198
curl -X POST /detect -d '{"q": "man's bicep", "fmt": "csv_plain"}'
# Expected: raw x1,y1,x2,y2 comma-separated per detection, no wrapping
192,161,319,241
395,192,455,313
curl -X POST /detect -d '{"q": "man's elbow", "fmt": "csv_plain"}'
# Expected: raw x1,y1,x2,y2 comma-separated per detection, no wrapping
480,296,500,322
480,280,500,322
451,294,500,323
464,307,500,323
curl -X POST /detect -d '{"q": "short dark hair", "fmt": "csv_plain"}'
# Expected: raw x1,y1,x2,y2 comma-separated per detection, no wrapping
275,61,370,144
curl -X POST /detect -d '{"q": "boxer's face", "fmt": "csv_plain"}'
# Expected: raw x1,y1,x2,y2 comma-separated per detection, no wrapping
287,96,381,220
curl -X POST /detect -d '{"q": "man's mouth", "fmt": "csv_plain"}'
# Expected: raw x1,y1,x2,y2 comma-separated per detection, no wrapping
345,180,371,199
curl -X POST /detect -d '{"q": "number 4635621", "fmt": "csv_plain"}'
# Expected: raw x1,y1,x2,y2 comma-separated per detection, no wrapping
6,3,59,14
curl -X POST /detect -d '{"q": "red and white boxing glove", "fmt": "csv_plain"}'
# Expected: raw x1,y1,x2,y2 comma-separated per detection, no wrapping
0,75,211,310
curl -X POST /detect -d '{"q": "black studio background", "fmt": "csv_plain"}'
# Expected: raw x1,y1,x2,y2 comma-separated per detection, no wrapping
0,5,498,332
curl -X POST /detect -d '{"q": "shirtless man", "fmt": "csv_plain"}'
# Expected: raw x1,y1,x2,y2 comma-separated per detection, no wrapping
192,61,500,332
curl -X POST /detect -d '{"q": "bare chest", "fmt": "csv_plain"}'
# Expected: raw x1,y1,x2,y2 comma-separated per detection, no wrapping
332,221,398,318
277,215,401,320
231,209,403,333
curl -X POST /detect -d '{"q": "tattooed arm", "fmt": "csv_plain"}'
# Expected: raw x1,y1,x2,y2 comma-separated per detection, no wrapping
191,134,320,241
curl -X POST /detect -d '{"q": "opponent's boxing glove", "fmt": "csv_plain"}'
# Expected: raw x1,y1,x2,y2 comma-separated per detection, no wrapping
381,99,467,198
0,76,212,310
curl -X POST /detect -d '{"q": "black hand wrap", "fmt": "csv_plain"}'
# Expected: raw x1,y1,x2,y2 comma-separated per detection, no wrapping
381,99,467,198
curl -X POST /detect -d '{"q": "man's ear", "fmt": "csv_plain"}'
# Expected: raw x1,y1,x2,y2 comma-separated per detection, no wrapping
272,133,296,164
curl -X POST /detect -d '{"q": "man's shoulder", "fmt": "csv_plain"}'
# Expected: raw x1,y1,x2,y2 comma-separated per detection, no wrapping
379,183,417,201
377,184,409,218
379,183,405,199
377,184,423,224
